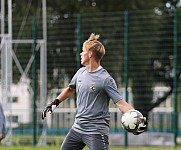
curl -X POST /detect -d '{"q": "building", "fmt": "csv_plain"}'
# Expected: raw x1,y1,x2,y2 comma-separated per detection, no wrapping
0,79,31,128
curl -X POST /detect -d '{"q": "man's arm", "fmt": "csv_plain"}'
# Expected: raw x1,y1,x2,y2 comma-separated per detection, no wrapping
116,99,148,135
56,87,75,102
116,99,134,113
41,87,75,120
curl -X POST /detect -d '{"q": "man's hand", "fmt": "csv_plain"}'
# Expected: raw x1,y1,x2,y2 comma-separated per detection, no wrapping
41,99,60,120
133,117,148,135
0,133,3,140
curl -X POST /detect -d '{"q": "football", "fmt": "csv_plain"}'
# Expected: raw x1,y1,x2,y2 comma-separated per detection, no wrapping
121,109,144,133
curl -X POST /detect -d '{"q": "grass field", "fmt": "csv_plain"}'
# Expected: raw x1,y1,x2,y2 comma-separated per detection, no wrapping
1,134,181,150
0,145,181,150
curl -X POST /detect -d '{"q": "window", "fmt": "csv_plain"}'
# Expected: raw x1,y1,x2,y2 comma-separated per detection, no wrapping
7,96,19,103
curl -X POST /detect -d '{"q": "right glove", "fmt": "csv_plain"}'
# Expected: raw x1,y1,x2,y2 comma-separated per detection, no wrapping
41,99,60,120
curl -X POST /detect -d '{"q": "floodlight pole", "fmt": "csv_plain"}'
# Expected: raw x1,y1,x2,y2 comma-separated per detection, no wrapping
41,0,47,106
38,0,48,146
1,0,5,34
5,0,13,146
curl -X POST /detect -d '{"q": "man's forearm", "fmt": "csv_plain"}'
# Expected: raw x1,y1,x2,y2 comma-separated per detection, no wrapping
56,87,74,102
116,99,134,113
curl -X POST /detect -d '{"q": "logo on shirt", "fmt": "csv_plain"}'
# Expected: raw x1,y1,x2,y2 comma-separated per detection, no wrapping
89,84,96,92
78,80,81,87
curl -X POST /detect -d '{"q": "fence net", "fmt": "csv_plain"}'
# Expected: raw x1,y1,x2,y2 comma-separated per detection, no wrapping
0,9,181,145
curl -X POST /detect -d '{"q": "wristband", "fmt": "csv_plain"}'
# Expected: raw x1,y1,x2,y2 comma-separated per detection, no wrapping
51,99,61,106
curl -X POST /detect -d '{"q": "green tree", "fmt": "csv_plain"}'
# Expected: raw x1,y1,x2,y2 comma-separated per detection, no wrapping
10,0,181,116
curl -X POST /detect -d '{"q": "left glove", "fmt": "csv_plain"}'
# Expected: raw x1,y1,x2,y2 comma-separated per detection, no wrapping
133,117,148,135
41,99,60,120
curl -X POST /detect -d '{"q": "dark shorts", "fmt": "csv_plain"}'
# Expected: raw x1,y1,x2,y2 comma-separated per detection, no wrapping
60,128,109,150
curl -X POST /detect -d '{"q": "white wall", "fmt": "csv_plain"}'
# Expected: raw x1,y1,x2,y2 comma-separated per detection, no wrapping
0,79,31,127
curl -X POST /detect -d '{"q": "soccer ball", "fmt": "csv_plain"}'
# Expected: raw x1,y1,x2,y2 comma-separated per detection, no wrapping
121,110,144,133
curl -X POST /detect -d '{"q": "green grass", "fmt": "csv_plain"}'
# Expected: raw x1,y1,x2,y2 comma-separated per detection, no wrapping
0,145,180,150
1,134,180,150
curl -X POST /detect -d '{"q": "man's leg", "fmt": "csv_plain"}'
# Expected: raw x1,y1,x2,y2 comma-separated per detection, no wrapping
60,129,85,150
83,134,109,150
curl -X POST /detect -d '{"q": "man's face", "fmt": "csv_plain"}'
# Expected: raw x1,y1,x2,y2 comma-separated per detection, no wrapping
80,45,90,66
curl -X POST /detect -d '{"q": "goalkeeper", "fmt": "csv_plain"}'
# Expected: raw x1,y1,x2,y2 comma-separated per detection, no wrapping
42,33,147,150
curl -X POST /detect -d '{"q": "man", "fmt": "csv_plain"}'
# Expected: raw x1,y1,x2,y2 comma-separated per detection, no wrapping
42,33,147,150
0,103,6,142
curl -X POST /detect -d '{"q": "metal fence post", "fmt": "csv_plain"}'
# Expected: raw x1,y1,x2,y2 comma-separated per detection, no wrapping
76,14,82,69
124,10,129,148
32,16,37,146
173,9,178,146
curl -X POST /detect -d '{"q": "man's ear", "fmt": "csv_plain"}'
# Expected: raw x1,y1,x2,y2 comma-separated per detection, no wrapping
88,51,93,58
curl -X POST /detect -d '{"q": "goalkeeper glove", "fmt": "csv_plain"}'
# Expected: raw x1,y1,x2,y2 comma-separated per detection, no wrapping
133,117,148,135
41,99,61,120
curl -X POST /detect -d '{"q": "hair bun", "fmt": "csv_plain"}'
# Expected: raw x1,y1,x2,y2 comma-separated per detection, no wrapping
88,33,100,41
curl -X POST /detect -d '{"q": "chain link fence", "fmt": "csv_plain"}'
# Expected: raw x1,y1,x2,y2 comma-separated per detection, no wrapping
0,9,181,145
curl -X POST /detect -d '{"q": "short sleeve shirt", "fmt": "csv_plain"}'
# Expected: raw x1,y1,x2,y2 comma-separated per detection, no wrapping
68,67,123,135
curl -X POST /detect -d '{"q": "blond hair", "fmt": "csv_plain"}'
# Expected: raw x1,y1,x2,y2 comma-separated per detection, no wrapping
83,33,105,61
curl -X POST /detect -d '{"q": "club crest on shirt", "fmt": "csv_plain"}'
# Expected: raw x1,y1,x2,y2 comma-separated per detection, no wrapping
89,84,96,92
78,80,81,87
